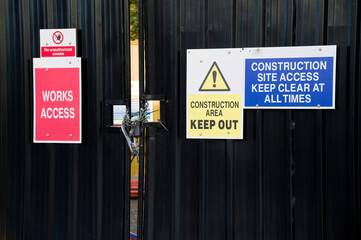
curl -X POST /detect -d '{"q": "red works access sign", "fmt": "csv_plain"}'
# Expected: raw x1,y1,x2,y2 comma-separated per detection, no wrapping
33,58,82,143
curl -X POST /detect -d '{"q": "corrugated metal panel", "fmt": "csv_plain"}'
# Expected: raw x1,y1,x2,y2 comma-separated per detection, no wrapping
144,0,361,239
0,0,130,239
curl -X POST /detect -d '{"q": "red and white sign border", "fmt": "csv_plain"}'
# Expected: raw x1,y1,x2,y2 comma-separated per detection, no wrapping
40,28,77,57
33,57,82,143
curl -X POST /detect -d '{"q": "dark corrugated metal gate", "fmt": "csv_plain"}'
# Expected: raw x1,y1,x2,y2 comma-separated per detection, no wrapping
143,0,360,239
0,0,131,239
0,0,360,240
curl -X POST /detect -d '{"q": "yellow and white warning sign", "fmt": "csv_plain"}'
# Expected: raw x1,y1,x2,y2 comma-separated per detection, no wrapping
188,94,242,138
187,49,244,139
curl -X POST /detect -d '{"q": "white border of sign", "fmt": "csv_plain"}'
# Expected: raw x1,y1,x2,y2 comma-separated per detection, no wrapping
40,29,77,57
33,57,82,143
186,48,244,140
242,45,337,109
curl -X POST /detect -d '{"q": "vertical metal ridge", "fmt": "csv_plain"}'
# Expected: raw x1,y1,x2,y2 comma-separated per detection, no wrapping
138,0,146,238
46,0,53,28
256,109,264,240
173,0,181,238
225,140,234,240
320,2,328,240
289,110,295,240
289,2,297,239
0,0,7,238
70,2,79,239
95,0,103,239
70,0,77,27
47,145,56,240
123,0,131,239
353,2,361,239
201,140,208,240
322,0,329,44
352,1,361,238
22,0,32,238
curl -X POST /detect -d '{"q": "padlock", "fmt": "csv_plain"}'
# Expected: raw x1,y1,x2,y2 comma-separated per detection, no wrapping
133,125,141,137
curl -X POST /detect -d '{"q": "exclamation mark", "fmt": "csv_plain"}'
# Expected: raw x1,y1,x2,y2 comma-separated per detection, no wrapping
213,71,217,88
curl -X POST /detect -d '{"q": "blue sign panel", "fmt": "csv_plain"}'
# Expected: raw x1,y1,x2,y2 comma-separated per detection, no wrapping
244,57,334,108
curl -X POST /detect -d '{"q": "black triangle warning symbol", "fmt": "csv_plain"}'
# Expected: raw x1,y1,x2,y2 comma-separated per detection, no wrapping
199,61,230,91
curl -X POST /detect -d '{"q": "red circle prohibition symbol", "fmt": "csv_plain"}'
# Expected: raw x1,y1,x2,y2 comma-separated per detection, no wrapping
52,31,64,44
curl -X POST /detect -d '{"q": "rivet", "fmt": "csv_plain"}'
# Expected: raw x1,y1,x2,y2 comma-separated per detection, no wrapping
319,48,322,51
317,104,321,108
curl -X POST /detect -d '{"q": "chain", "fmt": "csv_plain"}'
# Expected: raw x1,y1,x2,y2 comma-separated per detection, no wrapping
121,102,150,154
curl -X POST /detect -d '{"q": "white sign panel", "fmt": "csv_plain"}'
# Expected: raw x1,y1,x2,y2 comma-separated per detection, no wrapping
187,49,244,139
242,45,337,109
40,29,77,57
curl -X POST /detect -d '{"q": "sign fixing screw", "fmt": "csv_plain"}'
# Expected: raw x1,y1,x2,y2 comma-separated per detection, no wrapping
256,104,259,108
227,131,230,134
200,60,203,63
317,104,321,108
228,51,231,54
69,61,72,64
199,133,202,136
46,69,48,72
46,134,49,137
319,48,322,51
46,42,48,46
70,134,72,137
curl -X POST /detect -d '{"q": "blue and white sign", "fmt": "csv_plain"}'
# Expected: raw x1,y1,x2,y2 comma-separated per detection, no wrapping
243,46,336,109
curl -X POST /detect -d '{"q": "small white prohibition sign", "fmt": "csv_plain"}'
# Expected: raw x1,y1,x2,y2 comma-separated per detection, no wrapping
52,31,64,44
